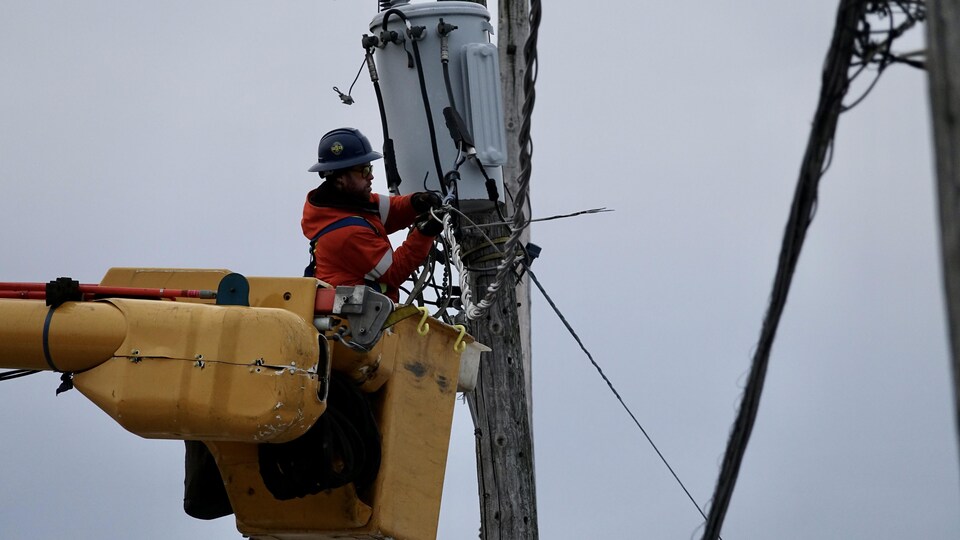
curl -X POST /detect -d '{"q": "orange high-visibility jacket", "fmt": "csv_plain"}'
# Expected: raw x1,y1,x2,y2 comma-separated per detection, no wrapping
301,184,433,302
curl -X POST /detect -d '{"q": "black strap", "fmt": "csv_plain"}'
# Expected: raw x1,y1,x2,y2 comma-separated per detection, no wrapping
304,216,378,277
183,441,233,520
41,307,59,372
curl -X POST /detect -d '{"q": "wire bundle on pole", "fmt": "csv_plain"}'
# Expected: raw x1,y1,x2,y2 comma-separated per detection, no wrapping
438,207,519,321
700,1,924,538
453,0,541,321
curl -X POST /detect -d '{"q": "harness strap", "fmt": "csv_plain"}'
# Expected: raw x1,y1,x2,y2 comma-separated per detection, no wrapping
304,216,378,278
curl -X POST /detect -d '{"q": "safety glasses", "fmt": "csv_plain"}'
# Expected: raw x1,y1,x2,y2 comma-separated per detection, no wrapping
352,164,374,178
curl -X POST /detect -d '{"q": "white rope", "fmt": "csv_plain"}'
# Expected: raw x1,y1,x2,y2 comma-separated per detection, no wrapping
437,205,525,321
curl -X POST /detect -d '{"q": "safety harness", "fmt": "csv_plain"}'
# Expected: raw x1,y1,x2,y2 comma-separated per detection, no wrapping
303,215,389,295
303,216,377,278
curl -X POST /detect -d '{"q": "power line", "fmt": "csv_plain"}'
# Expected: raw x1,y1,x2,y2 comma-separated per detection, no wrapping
0,369,40,382
461,207,613,229
438,199,711,529
526,267,714,533
700,2,925,538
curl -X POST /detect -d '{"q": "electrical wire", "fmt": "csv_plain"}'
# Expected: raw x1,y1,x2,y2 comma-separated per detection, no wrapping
701,0,861,530
429,195,712,528
525,267,714,532
0,369,40,382
843,1,927,112
332,58,367,105
461,207,613,229
700,2,924,538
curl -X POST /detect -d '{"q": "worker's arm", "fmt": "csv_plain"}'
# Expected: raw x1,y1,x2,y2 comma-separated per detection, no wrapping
371,228,435,288
374,194,417,234
375,192,442,235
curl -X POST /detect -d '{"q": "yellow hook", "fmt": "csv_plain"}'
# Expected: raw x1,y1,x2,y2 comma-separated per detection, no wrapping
416,306,430,336
452,325,467,353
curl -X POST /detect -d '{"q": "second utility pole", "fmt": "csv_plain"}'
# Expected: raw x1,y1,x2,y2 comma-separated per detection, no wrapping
926,0,960,468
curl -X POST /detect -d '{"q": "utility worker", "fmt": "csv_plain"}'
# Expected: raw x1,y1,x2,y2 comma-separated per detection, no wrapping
302,127,443,302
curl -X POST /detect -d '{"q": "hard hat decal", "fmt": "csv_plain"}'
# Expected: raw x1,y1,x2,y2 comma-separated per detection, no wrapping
309,128,381,173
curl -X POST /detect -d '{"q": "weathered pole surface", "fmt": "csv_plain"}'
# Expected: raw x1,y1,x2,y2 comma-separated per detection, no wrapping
459,0,538,538
461,215,538,540
498,0,534,424
926,0,960,464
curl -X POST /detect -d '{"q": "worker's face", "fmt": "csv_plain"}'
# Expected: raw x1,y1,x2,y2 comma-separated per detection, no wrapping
339,163,374,198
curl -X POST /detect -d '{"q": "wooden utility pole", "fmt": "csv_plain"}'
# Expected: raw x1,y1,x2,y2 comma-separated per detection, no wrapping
498,0,534,425
461,217,538,540
460,0,538,539
925,0,960,463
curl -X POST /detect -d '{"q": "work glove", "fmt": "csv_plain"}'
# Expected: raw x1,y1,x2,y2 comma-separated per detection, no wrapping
415,211,445,237
411,191,443,213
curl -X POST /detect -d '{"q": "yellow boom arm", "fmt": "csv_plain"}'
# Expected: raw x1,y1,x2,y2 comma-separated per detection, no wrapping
0,268,486,540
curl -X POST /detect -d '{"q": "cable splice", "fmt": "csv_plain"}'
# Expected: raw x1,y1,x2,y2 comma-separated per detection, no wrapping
439,205,524,321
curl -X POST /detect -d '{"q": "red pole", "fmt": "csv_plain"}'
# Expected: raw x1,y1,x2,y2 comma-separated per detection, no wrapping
0,283,216,300
0,291,45,300
0,282,50,291
80,286,217,299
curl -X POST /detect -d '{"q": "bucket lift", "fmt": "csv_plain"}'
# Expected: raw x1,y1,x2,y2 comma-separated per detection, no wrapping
0,268,486,539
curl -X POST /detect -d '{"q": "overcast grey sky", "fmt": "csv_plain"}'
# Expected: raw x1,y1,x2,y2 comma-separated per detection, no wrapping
1,1,958,539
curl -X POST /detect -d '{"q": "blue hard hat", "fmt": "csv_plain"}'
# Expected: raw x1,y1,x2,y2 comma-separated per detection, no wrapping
308,127,383,174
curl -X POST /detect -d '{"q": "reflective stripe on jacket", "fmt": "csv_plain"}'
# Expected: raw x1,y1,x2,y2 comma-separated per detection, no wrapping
301,186,432,302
